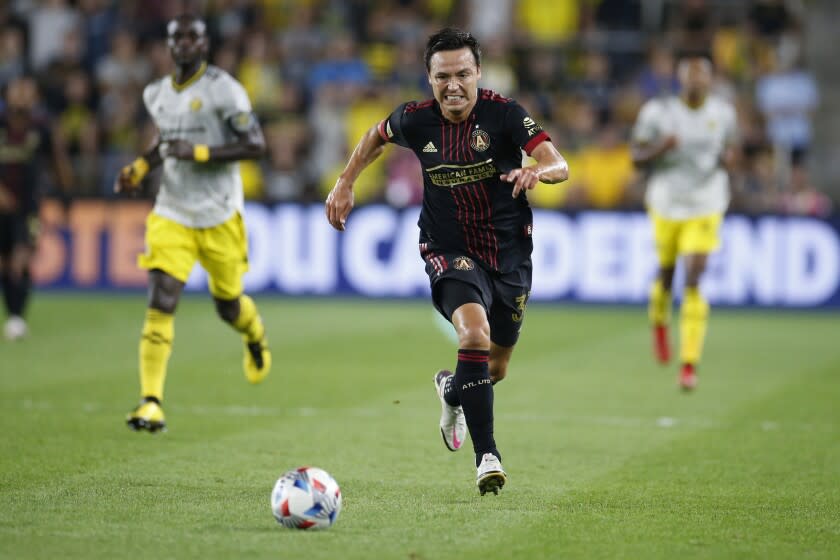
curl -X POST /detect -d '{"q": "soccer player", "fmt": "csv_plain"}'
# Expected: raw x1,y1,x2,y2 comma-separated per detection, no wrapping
115,15,271,432
325,28,568,494
0,76,72,340
631,53,738,390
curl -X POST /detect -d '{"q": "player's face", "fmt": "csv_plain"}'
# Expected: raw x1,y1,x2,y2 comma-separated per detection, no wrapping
428,47,481,120
678,58,712,97
167,19,207,66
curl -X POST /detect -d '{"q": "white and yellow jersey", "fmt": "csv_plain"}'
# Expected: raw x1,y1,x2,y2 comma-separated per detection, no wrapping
633,95,737,220
143,63,252,228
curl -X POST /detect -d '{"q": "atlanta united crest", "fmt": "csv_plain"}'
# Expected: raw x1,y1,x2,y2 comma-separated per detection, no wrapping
470,129,490,152
453,256,475,271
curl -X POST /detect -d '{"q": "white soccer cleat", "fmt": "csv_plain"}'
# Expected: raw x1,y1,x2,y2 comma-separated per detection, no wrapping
476,453,506,496
3,315,27,341
433,370,466,452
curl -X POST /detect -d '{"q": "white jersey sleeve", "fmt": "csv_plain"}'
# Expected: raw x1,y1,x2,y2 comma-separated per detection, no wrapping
632,99,667,145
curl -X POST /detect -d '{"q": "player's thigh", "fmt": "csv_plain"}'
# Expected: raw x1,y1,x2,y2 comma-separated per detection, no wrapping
488,259,532,347
649,211,681,268
678,213,723,256
198,212,248,300
138,213,199,283
425,252,492,321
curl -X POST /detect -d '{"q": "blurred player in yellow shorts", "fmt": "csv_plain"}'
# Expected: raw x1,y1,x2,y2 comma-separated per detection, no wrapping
114,15,271,432
632,52,739,390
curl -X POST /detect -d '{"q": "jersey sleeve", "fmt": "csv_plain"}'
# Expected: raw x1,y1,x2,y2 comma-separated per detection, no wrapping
215,75,254,121
503,100,550,156
377,103,410,148
632,100,662,144
141,81,161,117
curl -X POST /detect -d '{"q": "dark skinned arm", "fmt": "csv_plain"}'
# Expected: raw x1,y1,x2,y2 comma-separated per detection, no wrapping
162,112,266,163
631,135,678,167
114,131,164,194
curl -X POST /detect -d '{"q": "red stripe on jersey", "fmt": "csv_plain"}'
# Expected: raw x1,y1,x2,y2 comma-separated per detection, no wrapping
478,183,499,270
451,188,478,258
465,185,490,266
524,131,550,156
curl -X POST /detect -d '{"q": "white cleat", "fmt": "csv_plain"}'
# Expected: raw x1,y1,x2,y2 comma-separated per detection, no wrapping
3,316,27,341
433,370,466,451
476,453,506,496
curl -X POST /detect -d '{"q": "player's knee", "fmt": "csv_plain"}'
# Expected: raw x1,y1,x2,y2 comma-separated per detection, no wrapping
456,323,491,350
489,360,508,383
214,297,240,324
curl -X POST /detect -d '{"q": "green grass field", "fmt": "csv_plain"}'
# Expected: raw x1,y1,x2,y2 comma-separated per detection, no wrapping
1,294,838,559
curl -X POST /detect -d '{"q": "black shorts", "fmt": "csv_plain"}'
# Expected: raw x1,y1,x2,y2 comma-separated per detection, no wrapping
422,250,532,347
0,212,37,255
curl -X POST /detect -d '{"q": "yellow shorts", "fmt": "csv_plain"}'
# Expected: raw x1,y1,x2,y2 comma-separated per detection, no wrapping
649,211,723,267
138,212,249,299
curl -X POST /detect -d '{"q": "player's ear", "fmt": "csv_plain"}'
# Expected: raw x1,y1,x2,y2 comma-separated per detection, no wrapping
475,65,481,81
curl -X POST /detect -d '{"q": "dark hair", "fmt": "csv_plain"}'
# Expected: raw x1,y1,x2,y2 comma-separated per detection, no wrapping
424,27,481,72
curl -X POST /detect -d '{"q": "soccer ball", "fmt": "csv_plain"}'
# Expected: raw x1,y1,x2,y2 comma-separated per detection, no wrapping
271,467,342,530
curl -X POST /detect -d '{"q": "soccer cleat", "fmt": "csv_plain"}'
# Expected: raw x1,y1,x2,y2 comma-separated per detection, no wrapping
244,337,271,384
433,370,466,451
476,453,506,496
126,399,166,433
679,363,698,391
3,315,28,341
653,324,670,364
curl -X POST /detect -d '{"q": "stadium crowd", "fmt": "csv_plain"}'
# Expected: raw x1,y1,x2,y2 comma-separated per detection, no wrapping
0,0,832,216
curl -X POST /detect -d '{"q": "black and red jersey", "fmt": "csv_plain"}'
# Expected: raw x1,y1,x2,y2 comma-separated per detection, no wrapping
378,89,550,273
0,112,52,214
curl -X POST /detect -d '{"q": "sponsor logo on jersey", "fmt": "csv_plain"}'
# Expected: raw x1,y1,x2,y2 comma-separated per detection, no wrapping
422,141,438,153
453,256,475,271
470,129,490,152
426,159,497,187
523,116,543,137
189,97,203,111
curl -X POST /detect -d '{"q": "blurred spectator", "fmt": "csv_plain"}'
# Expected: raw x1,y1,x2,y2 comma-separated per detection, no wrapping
0,26,26,89
38,27,86,113
237,30,283,116
670,0,715,53
307,34,371,97
479,38,516,95
95,29,150,94
28,0,80,72
79,0,117,72
516,0,580,45
567,123,636,210
57,69,99,195
466,0,512,43
637,44,679,100
755,49,818,167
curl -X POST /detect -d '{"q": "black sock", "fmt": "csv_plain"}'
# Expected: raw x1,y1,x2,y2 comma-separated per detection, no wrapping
442,374,460,406
454,348,499,467
7,271,30,317
1,273,13,316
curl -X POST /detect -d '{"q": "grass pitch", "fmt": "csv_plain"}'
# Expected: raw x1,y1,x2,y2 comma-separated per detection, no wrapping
1,294,838,559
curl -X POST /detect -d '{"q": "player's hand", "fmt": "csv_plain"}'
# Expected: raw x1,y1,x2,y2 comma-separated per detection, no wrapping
325,179,354,231
114,158,149,194
163,139,195,160
662,135,678,152
501,167,541,198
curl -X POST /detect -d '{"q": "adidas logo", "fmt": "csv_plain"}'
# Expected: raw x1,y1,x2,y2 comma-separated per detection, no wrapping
422,142,438,153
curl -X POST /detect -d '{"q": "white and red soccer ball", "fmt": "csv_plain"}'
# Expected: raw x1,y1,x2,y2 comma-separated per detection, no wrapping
271,467,342,530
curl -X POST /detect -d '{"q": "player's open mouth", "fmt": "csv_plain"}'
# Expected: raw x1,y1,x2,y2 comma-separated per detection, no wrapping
445,95,465,103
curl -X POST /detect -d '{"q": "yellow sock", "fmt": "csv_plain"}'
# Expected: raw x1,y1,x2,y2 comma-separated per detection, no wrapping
139,308,174,401
232,295,265,343
680,287,709,364
648,280,671,325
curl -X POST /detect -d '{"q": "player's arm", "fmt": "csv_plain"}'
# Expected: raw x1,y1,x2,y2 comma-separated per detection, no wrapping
163,111,266,163
325,124,387,231
631,135,677,166
501,141,569,198
114,131,164,194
